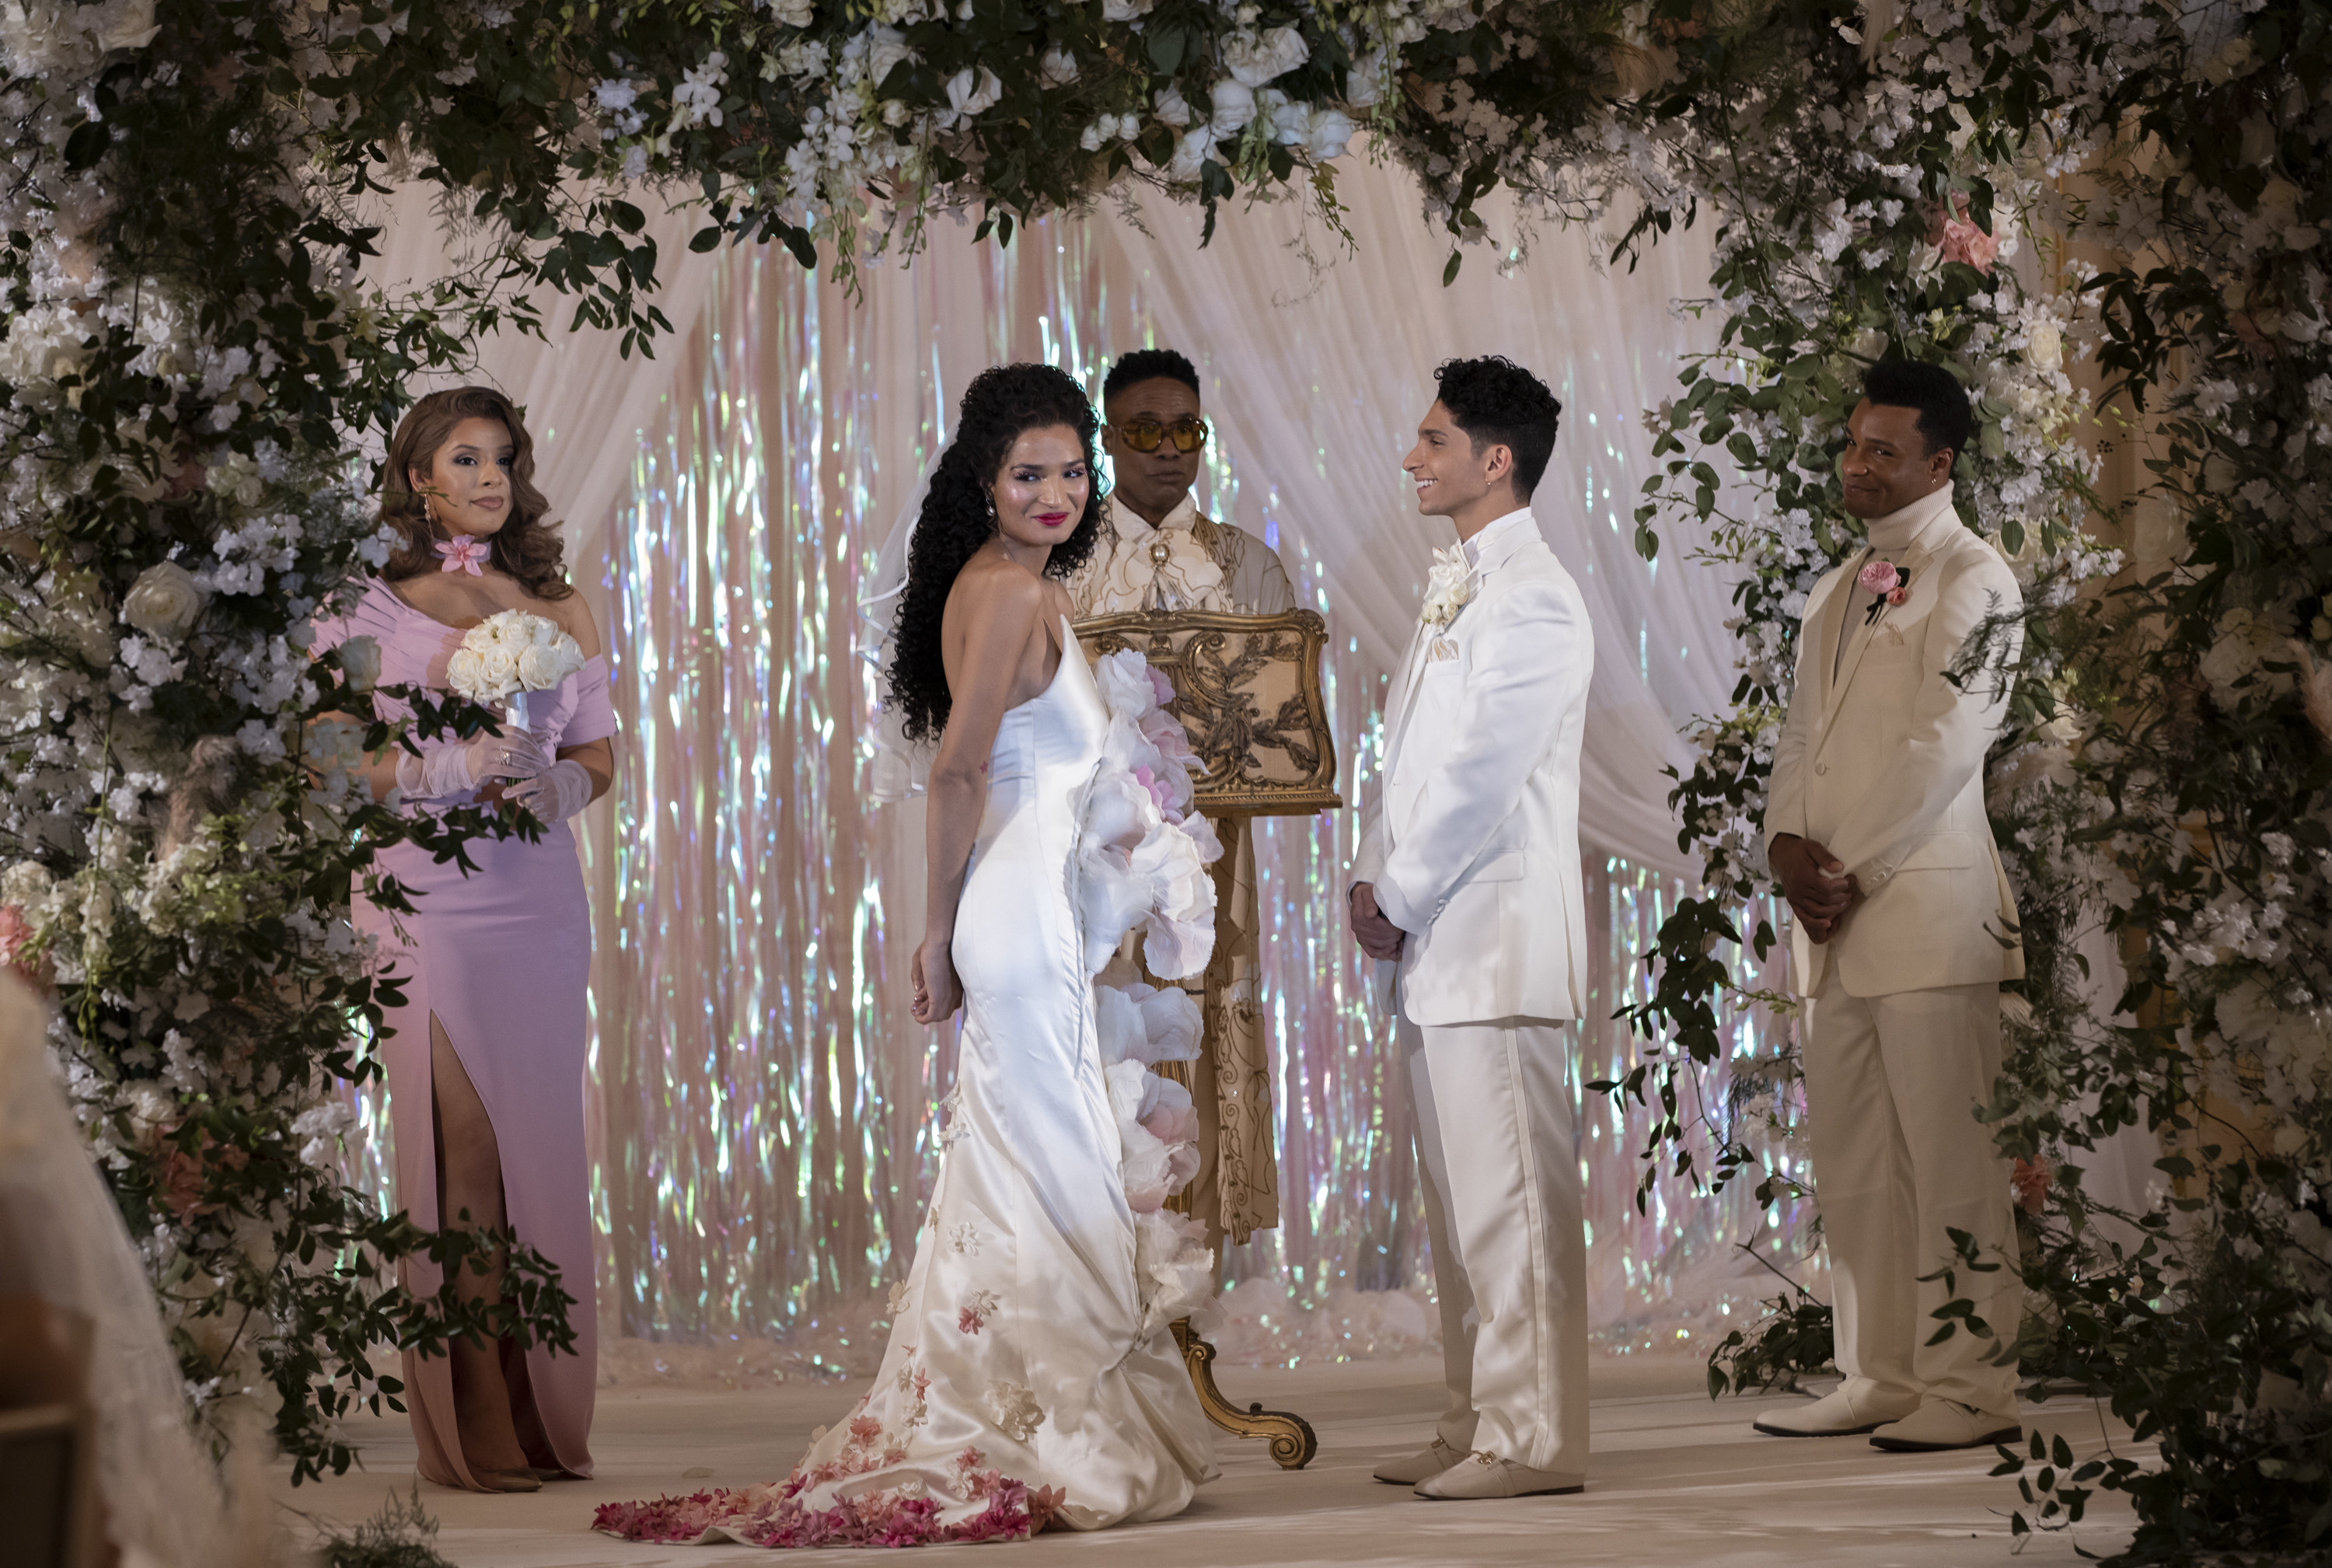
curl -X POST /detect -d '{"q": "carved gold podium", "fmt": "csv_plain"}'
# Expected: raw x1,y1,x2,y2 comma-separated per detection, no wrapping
1075,609,1339,1472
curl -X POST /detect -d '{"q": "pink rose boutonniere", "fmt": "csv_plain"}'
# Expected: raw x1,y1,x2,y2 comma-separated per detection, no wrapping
1859,558,1911,624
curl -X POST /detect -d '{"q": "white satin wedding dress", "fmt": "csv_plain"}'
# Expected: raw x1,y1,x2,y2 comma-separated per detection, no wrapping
599,624,1220,1549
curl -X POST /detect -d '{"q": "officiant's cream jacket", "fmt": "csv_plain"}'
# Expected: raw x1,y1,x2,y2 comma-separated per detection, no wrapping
1765,484,2027,998
1353,508,1593,1027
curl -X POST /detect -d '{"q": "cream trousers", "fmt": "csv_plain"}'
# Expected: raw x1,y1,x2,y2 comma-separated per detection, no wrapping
1401,1014,1587,1478
1803,973,2021,1421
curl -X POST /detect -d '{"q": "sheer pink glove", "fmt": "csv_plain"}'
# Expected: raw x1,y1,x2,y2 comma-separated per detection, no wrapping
503,758,593,824
395,731,546,800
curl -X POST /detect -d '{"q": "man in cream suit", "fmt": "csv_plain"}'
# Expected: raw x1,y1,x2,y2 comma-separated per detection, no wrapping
1350,357,1594,1500
1758,359,2027,1452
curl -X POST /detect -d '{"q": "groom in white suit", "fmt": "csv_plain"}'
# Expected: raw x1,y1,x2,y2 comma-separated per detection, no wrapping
1350,357,1594,1500
1758,359,2027,1452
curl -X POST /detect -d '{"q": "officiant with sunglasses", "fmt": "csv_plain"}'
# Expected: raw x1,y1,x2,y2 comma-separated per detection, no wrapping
1067,347,1296,1257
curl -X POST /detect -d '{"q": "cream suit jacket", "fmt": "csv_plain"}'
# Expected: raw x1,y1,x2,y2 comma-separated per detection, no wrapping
1765,492,2026,998
1353,508,1594,1026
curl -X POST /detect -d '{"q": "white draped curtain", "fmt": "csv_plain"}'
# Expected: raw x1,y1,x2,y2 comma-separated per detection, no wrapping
352,159,1807,1367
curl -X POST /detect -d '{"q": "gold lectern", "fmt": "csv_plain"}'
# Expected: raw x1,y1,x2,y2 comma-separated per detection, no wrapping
1074,608,1339,1472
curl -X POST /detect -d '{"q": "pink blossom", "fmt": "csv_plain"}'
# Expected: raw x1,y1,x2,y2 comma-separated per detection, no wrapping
1857,559,1901,595
1133,764,1179,819
2012,1156,2049,1215
433,534,491,575
0,903,37,985
847,1414,883,1447
1146,666,1175,707
1140,708,1195,758
958,1304,986,1334
1927,194,2000,272
1140,1101,1200,1147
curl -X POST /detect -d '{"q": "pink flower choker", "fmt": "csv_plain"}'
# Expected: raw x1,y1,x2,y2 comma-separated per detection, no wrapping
435,535,490,575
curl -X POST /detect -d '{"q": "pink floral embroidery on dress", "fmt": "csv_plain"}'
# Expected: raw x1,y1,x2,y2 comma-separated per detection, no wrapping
957,1289,1000,1336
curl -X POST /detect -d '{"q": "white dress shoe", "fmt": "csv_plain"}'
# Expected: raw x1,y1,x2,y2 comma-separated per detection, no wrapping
1414,1450,1583,1500
1372,1437,1464,1486
1752,1386,1919,1437
1869,1399,2021,1451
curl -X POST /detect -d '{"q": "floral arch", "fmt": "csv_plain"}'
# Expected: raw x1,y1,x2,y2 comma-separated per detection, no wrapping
0,0,2322,1556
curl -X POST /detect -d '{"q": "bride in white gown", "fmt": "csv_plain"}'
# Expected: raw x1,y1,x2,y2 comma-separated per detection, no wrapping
599,364,1221,1549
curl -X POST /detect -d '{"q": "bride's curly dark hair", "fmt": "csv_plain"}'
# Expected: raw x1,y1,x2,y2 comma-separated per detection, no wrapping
888,364,1105,741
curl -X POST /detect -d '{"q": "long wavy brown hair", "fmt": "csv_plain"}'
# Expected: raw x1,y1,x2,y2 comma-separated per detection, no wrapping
381,386,574,601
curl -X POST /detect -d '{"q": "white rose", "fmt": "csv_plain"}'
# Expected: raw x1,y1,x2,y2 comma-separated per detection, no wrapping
1220,24,1308,87
944,65,1002,120
1166,123,1222,175
445,647,489,700
121,561,207,641
1102,0,1153,18
2024,322,2062,370
479,645,518,690
515,644,565,690
1344,51,1385,108
338,634,381,693
1040,47,1077,86
864,26,913,89
1305,107,1356,160
1152,83,1193,127
88,0,159,54
1208,79,1255,134
768,0,813,25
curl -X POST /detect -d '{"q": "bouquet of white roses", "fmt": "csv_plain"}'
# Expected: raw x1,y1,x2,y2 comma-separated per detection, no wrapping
445,609,585,727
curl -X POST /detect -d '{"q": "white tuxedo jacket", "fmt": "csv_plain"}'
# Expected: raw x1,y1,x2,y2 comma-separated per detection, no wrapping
1765,486,2027,998
1353,508,1594,1027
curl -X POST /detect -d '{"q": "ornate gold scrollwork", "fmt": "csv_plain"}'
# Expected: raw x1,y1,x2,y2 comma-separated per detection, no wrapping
1074,609,1341,818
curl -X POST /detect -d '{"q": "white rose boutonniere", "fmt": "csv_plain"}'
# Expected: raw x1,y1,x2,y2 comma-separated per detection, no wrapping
1419,544,1475,634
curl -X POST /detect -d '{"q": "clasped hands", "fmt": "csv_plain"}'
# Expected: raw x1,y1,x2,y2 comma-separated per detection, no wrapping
1349,882,1406,962
1771,833,1862,944
400,729,593,824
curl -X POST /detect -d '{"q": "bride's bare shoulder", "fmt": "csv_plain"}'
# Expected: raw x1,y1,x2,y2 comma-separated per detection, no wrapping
946,554,1051,630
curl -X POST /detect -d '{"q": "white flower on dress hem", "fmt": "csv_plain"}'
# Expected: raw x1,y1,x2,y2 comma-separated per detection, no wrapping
948,1221,980,1255
984,1381,1045,1442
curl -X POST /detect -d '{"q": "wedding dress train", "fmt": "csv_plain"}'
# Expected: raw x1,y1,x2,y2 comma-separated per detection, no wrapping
599,625,1222,1547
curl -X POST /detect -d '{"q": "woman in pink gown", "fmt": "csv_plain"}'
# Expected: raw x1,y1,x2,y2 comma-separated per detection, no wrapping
314,386,616,1493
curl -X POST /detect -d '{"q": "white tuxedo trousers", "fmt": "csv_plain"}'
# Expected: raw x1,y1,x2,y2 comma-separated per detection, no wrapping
1803,973,2020,1422
1401,1014,1588,1478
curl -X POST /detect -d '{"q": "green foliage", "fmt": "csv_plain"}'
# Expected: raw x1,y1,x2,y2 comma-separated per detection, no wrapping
312,1483,456,1568
5,1,2327,1556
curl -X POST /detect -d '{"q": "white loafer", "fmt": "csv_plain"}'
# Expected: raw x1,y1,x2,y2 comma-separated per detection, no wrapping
1414,1450,1583,1500
1753,1386,1918,1437
1869,1399,2022,1451
1372,1437,1464,1486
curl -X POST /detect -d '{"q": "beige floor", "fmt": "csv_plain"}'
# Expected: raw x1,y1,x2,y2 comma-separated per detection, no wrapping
272,1357,2142,1566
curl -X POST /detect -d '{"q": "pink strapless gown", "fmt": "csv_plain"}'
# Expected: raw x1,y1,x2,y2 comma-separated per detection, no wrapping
315,577,615,1486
